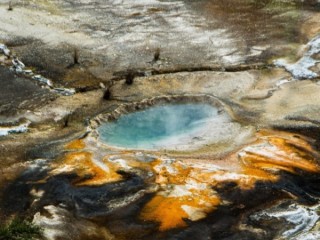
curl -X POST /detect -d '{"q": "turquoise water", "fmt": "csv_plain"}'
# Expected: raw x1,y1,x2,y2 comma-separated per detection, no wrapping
97,104,218,149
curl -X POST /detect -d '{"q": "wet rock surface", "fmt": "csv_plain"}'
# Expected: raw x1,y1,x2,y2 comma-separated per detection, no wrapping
0,0,320,240
0,65,55,117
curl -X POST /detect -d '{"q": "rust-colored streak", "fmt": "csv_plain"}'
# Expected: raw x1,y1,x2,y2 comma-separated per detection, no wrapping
64,139,85,150
140,131,320,231
240,167,279,188
240,134,320,174
140,195,189,231
51,151,122,185
154,164,192,185
140,194,220,231
140,159,223,231
268,137,318,164
55,131,320,232
242,167,277,180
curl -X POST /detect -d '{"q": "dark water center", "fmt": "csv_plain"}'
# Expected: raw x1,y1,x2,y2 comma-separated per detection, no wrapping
98,104,218,149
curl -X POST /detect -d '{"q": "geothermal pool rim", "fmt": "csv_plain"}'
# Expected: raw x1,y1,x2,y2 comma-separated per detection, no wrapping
87,94,244,151
90,94,233,129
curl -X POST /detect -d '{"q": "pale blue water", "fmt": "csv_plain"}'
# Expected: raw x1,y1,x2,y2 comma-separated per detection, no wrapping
98,104,217,149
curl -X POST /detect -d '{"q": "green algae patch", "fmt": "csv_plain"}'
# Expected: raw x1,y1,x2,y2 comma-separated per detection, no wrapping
0,218,42,240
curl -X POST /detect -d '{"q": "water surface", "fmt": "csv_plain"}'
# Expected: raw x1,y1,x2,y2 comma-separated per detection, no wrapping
98,104,218,149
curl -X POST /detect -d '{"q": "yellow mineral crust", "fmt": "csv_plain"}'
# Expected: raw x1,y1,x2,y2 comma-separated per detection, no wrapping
51,151,122,185
140,195,189,230
51,130,320,231
140,194,220,231
239,132,320,174
64,139,86,150
140,131,320,230
140,157,278,230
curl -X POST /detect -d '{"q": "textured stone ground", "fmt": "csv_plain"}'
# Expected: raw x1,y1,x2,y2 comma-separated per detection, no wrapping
0,0,320,239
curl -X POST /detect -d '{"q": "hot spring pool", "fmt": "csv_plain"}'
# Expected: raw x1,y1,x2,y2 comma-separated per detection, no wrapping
97,103,220,149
